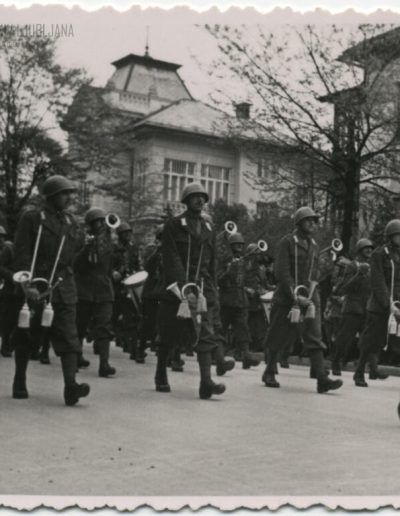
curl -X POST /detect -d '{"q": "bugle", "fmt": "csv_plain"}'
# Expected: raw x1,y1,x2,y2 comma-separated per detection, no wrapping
320,238,343,261
217,220,237,239
105,213,121,229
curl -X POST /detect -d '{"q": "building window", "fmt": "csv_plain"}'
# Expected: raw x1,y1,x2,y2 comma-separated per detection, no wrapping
163,158,195,202
257,158,278,180
200,164,231,203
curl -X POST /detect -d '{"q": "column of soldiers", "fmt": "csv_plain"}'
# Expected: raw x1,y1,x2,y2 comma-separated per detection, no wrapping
1,176,400,406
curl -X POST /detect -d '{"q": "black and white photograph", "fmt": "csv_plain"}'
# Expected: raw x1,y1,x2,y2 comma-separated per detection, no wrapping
1,1,400,510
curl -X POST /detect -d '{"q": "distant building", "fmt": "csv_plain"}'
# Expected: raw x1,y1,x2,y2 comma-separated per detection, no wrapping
63,50,317,238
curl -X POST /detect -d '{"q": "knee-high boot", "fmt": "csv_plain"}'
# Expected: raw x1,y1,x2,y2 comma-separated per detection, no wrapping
12,330,30,399
61,353,90,406
214,341,235,376
310,349,343,393
262,348,280,387
369,353,388,380
155,344,170,392
354,348,369,386
98,340,116,377
198,351,225,399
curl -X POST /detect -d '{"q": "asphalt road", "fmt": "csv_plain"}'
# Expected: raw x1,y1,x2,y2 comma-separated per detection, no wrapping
1,344,400,498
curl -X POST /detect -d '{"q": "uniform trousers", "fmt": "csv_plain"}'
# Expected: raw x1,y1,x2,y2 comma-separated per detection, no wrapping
355,311,388,375
77,300,113,361
332,313,365,365
248,309,267,352
264,303,326,379
11,300,81,391
156,296,218,383
220,305,251,356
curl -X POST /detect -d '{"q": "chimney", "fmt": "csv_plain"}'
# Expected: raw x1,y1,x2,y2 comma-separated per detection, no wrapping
234,102,251,120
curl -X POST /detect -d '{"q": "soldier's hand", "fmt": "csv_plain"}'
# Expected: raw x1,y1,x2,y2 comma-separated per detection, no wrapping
26,287,40,302
245,287,255,296
112,271,122,281
297,295,311,308
186,292,197,310
358,263,369,275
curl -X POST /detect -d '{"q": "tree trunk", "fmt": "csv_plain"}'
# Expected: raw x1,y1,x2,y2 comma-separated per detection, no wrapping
340,162,360,253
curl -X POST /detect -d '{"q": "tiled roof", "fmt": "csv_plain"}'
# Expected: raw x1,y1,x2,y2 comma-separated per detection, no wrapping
133,99,264,141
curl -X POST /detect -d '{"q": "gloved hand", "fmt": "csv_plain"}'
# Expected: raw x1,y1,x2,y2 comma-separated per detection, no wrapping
245,287,255,296
359,263,370,275
26,287,40,302
112,271,122,281
186,292,198,311
297,295,311,309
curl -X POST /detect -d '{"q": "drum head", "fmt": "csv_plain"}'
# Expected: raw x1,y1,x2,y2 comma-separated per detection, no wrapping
260,291,274,302
123,270,148,286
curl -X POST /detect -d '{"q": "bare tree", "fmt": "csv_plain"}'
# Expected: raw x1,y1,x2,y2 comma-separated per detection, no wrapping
0,29,86,234
205,24,400,250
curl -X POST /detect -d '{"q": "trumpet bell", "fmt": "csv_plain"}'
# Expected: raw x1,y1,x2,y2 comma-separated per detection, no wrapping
106,213,121,229
224,221,237,236
167,282,183,301
257,240,268,252
332,238,343,253
13,271,32,284
294,285,309,298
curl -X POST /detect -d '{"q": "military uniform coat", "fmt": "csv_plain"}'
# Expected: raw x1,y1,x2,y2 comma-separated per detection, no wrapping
366,244,400,314
335,259,371,315
74,230,114,303
218,254,249,309
272,230,320,307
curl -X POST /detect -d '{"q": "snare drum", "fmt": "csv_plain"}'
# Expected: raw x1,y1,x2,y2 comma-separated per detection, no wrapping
260,290,274,322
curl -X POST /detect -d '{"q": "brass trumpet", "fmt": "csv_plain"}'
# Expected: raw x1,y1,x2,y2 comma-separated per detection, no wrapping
217,220,238,240
105,213,121,229
320,238,343,261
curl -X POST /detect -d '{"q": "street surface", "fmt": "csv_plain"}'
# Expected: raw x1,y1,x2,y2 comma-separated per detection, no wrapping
1,344,400,497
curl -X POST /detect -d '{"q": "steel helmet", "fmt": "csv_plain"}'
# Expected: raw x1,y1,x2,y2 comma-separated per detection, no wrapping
228,233,245,245
181,182,209,204
355,238,373,254
42,175,76,198
385,220,400,239
294,206,319,225
116,222,132,234
0,225,6,236
85,207,106,225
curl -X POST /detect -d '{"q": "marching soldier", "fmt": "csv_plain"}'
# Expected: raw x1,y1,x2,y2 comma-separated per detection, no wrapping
112,222,140,358
262,206,343,393
331,238,373,376
155,182,226,399
75,207,116,378
11,175,90,406
135,227,163,363
353,222,400,387
218,233,260,369
0,229,14,357
244,244,275,352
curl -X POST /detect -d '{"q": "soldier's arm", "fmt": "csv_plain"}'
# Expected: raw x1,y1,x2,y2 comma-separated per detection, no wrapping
370,250,390,309
335,262,362,295
275,236,295,301
0,246,13,281
162,220,187,288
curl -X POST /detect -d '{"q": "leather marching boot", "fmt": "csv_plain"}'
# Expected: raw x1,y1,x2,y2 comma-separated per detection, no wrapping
214,342,235,376
262,368,280,388
263,350,280,387
98,341,116,377
12,340,30,399
331,360,342,376
128,337,137,360
198,351,226,399
171,347,184,372
135,341,146,364
77,352,90,369
155,345,171,392
61,353,90,406
354,350,369,387
369,354,388,380
242,343,261,369
310,349,342,394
